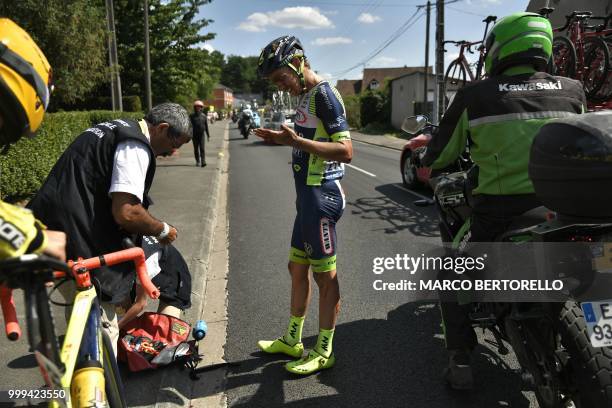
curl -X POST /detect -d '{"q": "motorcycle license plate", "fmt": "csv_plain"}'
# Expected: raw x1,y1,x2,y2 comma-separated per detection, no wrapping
581,301,612,348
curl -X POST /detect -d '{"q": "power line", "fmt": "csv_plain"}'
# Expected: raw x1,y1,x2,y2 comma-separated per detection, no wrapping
331,8,425,78
315,0,384,61
446,5,487,18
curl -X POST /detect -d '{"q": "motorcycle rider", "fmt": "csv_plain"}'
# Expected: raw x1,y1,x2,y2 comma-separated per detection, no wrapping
421,12,586,390
239,104,254,136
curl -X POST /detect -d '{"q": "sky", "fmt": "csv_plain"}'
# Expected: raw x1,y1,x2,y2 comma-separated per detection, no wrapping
198,0,530,84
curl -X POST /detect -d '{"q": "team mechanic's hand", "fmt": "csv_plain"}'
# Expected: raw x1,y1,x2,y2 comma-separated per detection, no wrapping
253,124,298,147
42,230,67,261
160,225,178,245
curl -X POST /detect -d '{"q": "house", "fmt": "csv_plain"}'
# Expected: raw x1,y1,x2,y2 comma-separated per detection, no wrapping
335,66,432,98
389,71,463,130
205,84,233,111
336,79,362,97
362,66,432,92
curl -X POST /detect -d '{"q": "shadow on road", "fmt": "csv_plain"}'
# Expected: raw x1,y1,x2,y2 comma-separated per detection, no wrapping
215,302,532,407
347,183,439,236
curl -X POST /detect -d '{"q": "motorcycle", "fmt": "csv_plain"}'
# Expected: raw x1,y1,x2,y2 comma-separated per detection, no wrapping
239,115,253,139
404,114,612,408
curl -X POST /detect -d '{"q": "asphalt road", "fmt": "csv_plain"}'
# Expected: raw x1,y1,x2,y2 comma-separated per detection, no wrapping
225,126,538,408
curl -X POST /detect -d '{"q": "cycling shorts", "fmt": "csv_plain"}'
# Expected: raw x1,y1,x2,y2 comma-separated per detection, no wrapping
289,180,345,272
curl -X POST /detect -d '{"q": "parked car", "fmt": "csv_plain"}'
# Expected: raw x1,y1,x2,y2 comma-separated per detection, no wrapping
399,126,432,189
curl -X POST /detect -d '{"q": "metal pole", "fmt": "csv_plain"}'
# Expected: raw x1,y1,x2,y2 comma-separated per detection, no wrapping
423,0,431,117
144,0,152,111
434,0,445,123
106,0,122,111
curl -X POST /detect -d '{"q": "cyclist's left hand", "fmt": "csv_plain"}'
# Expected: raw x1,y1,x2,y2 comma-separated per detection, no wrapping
253,125,298,146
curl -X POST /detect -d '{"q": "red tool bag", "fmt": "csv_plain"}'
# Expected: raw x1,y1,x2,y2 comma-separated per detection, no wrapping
118,312,195,372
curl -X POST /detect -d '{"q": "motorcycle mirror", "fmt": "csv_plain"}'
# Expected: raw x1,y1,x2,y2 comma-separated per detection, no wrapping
413,199,434,207
401,115,428,135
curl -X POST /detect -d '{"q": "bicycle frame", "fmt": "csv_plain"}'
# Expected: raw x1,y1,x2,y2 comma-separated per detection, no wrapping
0,247,160,407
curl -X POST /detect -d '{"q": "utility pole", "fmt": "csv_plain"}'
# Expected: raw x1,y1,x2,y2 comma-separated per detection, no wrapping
423,0,431,117
144,0,152,111
106,0,123,111
433,0,445,123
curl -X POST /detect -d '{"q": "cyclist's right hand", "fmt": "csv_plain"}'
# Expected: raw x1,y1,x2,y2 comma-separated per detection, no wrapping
42,230,66,262
159,225,177,245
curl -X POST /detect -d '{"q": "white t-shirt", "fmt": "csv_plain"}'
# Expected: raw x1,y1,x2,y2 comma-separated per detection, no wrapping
108,121,152,202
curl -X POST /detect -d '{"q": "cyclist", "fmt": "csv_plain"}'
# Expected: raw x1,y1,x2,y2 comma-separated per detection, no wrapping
253,36,352,375
421,12,586,390
0,18,66,261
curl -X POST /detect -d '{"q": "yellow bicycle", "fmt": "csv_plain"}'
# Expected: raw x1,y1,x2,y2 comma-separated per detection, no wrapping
0,246,159,407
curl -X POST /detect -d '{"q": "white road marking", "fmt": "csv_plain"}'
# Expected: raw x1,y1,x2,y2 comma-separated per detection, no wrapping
346,163,376,177
391,183,433,201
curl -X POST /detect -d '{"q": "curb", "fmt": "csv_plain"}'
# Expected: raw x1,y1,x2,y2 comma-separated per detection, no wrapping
154,122,229,408
351,135,404,151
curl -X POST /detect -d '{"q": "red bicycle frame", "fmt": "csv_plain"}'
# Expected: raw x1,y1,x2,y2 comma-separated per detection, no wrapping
0,247,159,340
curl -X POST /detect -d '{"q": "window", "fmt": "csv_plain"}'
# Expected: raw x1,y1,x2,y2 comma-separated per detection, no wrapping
369,79,379,90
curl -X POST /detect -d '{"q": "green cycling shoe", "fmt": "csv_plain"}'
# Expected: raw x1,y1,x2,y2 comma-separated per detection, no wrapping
257,337,304,359
285,349,335,375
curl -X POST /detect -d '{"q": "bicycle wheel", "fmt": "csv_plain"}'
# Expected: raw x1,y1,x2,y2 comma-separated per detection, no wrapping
102,330,127,408
583,36,610,99
552,36,576,78
445,59,467,90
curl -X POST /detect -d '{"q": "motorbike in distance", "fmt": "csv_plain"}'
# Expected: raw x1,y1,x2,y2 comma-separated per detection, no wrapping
404,114,612,408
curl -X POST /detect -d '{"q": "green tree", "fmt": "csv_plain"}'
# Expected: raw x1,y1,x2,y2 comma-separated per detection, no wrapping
114,0,219,106
220,55,274,99
0,0,108,109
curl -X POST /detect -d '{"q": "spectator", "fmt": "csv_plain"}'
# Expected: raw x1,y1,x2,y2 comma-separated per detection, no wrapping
190,100,210,167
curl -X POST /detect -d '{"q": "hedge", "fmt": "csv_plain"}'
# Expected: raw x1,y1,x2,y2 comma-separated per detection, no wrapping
0,110,143,201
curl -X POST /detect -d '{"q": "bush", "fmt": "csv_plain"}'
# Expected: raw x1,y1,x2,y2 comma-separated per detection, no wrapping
360,90,390,127
0,110,143,201
343,95,361,129
123,96,142,112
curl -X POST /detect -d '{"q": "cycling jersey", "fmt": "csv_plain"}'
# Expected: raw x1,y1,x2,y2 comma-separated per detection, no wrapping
0,201,46,259
292,81,350,187
422,72,585,195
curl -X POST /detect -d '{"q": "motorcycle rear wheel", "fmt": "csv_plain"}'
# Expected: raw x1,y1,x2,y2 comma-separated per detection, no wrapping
557,301,612,407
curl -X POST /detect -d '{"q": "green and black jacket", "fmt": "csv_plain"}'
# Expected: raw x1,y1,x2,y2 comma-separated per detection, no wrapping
422,72,586,195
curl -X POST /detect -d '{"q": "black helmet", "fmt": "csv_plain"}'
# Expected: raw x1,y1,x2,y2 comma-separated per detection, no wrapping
257,36,305,78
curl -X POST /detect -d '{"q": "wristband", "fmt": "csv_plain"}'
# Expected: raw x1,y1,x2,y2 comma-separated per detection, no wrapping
157,222,170,240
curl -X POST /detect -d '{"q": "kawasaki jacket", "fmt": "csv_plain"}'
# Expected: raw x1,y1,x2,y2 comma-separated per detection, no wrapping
422,72,586,195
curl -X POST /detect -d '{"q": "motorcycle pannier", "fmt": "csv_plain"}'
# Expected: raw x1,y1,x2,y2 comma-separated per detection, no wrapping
528,111,612,218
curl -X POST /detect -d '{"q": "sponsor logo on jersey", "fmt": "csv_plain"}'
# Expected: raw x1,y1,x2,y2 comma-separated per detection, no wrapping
320,218,333,255
0,217,26,250
319,86,333,110
328,116,346,129
498,81,563,92
295,109,306,124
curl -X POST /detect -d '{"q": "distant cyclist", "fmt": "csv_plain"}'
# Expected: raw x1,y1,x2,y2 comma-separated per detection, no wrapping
0,18,66,261
254,36,353,375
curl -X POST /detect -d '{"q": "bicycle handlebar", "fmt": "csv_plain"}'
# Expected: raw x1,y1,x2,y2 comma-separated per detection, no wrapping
0,247,160,341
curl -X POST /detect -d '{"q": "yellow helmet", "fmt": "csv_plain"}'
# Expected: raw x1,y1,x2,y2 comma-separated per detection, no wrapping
0,18,52,148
